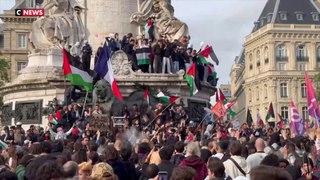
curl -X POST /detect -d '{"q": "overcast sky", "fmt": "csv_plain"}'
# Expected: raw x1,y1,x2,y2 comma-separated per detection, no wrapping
172,0,266,84
0,0,267,84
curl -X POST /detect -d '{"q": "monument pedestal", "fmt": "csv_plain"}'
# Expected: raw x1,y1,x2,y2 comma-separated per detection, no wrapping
0,49,68,129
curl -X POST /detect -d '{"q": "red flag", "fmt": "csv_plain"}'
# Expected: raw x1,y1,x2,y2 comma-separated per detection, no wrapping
219,89,226,102
169,96,179,103
305,72,320,128
257,112,264,127
215,89,219,102
55,110,61,120
211,100,227,118
143,87,149,105
277,113,284,128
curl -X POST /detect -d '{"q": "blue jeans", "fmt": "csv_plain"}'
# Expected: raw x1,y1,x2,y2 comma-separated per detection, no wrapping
173,61,179,73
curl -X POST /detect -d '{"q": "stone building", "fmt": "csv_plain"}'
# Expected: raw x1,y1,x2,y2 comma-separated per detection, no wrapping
0,0,37,81
230,0,320,124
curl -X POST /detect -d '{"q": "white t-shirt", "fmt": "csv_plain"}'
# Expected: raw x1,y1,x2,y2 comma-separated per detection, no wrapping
246,152,268,171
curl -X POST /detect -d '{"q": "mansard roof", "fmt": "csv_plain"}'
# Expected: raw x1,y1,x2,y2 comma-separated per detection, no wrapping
253,0,320,32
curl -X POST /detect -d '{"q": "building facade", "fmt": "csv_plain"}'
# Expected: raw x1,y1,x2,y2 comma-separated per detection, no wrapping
230,0,320,124
0,0,37,81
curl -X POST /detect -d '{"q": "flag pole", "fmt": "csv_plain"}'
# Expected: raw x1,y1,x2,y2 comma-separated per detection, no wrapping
195,113,211,130
81,91,89,118
314,108,319,128
144,99,179,130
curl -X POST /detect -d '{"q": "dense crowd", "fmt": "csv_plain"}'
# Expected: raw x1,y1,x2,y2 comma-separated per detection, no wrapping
91,33,217,88
1,98,320,180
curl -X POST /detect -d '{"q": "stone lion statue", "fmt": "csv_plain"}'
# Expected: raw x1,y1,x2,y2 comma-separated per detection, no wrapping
92,79,114,116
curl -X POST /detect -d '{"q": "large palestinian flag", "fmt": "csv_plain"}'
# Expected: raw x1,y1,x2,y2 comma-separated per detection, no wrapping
63,49,93,92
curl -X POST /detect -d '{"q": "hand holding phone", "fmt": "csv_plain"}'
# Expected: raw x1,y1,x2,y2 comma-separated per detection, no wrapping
158,171,168,180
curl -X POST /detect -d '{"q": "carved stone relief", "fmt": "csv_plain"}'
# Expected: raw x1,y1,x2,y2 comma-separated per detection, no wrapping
15,100,43,124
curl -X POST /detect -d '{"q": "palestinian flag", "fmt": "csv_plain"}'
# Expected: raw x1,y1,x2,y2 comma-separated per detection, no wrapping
219,89,237,117
257,112,264,127
49,114,58,125
265,102,275,122
277,113,284,128
143,87,149,105
63,49,93,92
215,89,219,102
198,45,219,65
185,63,198,96
144,19,153,39
156,91,179,104
208,65,217,80
136,46,151,65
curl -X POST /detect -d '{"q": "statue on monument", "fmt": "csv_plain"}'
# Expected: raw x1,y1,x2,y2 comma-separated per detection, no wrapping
131,0,189,42
29,0,86,50
70,42,81,57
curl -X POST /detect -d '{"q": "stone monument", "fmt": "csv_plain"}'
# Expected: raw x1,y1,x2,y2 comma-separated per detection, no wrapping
83,0,139,50
0,0,88,128
0,0,214,128
131,0,189,41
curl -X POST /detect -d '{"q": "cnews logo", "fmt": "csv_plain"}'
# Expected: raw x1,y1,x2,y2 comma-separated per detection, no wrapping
15,9,44,16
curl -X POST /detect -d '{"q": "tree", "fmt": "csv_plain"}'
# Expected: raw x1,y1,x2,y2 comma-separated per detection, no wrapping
0,58,10,109
315,73,320,101
0,59,10,87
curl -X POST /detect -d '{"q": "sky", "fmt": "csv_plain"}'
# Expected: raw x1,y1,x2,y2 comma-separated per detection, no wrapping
172,0,266,84
0,0,267,84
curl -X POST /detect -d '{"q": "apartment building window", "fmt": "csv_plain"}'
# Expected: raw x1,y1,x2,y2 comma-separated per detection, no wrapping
302,106,308,120
26,0,35,8
298,63,307,71
280,83,288,98
17,62,27,72
264,84,268,99
301,83,306,98
281,106,289,120
312,12,319,21
264,47,269,63
296,45,308,61
276,45,288,61
279,11,287,20
18,34,27,48
278,63,286,71
0,34,3,48
256,50,261,67
249,54,253,70
296,13,304,21
256,86,259,100
317,47,320,63
249,89,252,102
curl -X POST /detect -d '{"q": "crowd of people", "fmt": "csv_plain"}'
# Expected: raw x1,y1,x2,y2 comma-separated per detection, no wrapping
0,97,320,180
92,32,217,88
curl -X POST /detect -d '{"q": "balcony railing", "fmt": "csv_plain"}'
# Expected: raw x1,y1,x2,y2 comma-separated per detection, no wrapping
276,56,288,61
296,56,309,62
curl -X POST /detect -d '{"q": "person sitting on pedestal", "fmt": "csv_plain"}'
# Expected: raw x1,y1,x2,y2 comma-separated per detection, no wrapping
92,104,102,115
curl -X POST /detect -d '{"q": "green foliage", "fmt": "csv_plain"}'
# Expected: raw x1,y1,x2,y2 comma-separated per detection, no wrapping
315,73,320,101
0,59,10,87
0,59,10,109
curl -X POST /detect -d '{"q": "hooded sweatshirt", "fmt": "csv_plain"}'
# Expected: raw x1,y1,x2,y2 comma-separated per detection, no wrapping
179,155,207,180
16,164,26,180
